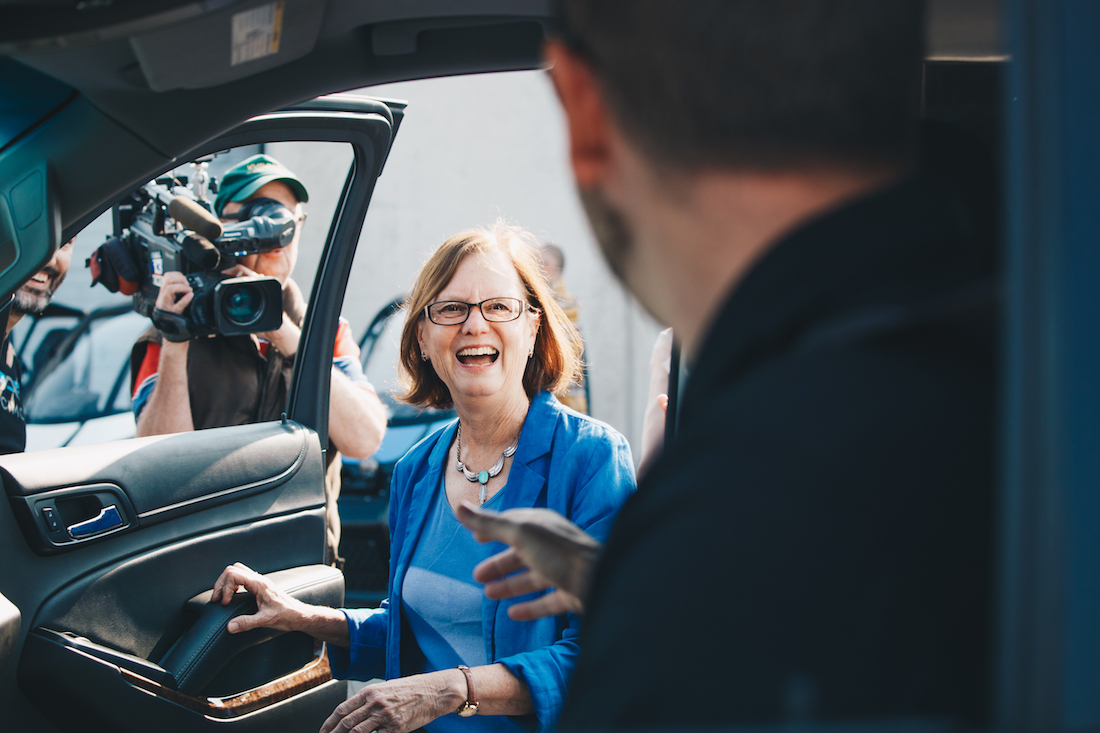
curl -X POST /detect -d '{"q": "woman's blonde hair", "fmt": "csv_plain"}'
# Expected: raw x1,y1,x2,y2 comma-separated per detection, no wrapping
399,223,584,410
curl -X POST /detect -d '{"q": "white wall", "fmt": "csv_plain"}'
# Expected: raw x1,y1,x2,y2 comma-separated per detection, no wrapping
279,71,663,456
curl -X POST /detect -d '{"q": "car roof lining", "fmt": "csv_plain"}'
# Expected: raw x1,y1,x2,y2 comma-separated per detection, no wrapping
1,0,1003,243
15,16,549,158
2,17,546,249
9,0,1000,158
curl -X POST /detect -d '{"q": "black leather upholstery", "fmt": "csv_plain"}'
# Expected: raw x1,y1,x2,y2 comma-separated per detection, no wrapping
160,564,343,696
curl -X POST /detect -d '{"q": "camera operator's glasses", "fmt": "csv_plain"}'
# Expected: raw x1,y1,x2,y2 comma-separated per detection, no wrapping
425,297,533,325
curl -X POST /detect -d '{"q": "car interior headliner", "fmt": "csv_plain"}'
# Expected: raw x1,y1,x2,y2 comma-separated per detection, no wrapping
0,0,1002,260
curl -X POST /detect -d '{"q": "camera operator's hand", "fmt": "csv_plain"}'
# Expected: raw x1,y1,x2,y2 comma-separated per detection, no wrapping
222,263,299,357
137,270,195,439
155,271,194,314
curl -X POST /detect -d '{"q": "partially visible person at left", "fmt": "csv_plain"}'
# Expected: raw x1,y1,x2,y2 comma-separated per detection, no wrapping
211,223,636,733
0,238,74,454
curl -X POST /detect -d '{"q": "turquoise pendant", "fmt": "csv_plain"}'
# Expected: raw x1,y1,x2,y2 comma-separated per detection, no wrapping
477,470,489,485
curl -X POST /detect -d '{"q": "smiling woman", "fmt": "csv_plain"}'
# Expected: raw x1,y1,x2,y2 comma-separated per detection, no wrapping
400,225,582,412
210,223,637,733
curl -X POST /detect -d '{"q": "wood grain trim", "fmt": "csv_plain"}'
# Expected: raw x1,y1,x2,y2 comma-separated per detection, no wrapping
119,648,333,719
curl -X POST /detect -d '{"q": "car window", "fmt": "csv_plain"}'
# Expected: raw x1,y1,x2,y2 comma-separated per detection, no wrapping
24,310,148,423
20,141,355,451
9,311,82,388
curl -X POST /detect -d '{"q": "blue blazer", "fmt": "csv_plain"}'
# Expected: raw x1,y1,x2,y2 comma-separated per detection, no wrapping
329,391,636,732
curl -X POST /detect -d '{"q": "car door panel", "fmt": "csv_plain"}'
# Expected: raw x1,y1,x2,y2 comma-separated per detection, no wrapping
1,424,331,730
24,505,324,660
162,564,344,695
20,628,345,732
20,564,345,731
0,100,398,730
5,421,316,555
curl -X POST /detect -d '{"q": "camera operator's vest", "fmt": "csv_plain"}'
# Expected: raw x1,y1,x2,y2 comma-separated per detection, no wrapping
131,278,308,429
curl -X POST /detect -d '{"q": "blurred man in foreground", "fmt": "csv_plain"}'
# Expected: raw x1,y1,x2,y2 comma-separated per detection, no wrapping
461,0,995,727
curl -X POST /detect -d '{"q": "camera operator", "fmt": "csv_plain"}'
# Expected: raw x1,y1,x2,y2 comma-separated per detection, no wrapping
0,239,74,455
129,155,387,561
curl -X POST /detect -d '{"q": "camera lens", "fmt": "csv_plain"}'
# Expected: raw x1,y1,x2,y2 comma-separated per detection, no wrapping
221,283,265,327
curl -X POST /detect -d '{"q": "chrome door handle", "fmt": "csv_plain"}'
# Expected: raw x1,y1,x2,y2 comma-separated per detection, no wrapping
68,505,123,539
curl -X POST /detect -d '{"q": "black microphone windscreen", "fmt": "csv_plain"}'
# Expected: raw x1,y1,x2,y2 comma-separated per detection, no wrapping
178,233,222,271
168,196,223,242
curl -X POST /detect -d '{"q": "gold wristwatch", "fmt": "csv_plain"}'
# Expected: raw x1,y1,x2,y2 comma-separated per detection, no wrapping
456,665,479,717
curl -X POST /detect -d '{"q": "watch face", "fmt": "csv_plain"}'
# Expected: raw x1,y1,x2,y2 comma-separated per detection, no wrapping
458,703,478,718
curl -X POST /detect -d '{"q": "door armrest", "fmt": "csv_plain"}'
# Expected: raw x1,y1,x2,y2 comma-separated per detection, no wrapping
160,564,343,696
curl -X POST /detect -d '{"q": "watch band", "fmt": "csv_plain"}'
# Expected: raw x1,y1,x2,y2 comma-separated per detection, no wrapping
456,665,479,717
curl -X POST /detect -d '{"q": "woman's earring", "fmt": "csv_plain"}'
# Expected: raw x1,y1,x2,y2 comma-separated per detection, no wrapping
421,352,429,362
528,346,534,358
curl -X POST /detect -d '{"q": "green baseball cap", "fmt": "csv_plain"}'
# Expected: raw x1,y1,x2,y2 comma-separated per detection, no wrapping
214,154,309,216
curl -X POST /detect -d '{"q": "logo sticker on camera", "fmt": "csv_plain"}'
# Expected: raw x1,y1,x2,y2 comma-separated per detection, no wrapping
151,251,164,288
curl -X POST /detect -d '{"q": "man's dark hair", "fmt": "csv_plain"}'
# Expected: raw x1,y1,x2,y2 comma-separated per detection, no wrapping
557,0,924,171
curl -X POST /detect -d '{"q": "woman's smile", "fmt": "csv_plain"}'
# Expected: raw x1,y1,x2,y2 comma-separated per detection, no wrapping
456,346,500,367
417,248,540,407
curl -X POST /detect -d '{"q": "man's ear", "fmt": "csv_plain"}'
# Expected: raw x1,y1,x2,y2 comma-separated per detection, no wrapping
546,41,613,189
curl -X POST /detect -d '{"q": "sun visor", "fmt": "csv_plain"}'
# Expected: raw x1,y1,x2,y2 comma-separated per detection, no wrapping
130,0,326,92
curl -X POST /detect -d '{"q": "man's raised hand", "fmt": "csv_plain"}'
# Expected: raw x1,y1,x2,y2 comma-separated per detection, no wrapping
456,503,602,620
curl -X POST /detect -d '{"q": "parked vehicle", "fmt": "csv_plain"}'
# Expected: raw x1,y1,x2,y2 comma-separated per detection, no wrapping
17,304,146,450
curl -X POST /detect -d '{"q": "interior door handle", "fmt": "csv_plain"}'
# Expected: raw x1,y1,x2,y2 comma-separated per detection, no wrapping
68,504,123,539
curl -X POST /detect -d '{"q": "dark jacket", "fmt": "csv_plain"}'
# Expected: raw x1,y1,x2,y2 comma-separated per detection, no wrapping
561,176,997,728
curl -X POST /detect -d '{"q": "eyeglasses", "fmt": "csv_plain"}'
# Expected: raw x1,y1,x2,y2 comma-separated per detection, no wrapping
425,297,533,325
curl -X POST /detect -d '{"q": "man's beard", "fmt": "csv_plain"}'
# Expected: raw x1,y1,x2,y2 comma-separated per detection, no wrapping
578,185,635,286
12,272,60,316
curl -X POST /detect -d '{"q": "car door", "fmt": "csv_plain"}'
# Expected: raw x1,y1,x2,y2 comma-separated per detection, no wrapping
0,95,400,732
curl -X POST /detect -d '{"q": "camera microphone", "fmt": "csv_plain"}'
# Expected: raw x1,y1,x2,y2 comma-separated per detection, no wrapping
168,196,223,242
176,232,222,271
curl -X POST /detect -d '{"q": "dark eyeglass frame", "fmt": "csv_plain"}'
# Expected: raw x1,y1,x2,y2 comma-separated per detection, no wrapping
424,297,538,326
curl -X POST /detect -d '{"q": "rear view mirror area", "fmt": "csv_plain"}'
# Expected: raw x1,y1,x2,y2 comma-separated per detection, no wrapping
0,161,60,307
0,58,70,307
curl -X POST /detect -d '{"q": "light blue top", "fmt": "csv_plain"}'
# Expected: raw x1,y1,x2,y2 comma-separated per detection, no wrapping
403,480,524,733
329,391,637,733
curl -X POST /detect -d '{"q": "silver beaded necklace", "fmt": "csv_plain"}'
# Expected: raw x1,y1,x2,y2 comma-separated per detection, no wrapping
455,423,519,504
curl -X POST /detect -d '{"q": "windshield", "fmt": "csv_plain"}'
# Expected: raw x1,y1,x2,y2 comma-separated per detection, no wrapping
25,311,149,423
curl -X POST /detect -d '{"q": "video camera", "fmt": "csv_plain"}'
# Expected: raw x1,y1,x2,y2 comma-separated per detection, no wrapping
88,168,296,342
